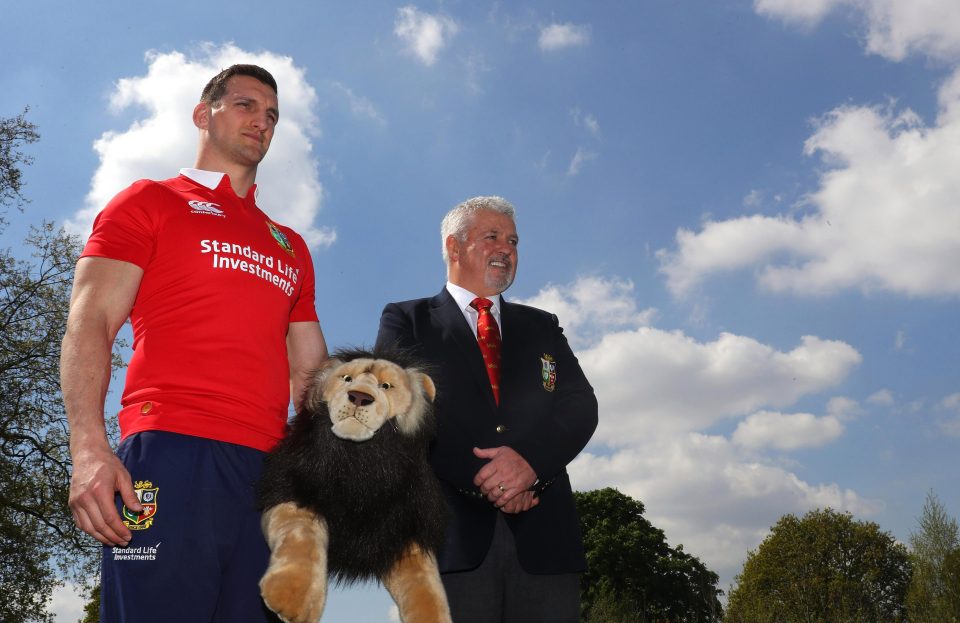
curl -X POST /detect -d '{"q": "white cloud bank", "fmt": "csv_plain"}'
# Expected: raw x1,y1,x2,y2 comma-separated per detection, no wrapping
733,410,844,450
64,43,334,247
658,74,960,298
538,23,591,51
660,0,960,299
394,6,459,66
516,276,874,580
755,0,960,62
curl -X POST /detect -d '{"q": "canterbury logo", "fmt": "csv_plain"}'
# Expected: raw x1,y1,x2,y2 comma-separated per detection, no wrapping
188,200,225,216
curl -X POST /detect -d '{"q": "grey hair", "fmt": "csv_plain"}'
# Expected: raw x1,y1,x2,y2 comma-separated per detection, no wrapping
440,196,516,265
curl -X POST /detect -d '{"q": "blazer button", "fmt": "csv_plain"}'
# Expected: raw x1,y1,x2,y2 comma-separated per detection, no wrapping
495,424,506,433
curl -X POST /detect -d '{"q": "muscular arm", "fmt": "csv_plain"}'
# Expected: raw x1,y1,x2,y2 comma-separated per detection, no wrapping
287,321,328,412
61,257,144,546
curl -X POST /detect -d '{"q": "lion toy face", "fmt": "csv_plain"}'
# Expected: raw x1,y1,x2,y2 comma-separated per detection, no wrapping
310,356,435,442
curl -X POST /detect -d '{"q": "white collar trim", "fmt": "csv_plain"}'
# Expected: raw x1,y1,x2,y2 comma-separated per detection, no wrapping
179,168,225,190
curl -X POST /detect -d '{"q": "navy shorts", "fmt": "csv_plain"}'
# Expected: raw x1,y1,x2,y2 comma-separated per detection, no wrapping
100,431,280,623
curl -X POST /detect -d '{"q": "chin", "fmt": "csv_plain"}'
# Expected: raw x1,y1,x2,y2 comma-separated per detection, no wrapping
485,276,514,294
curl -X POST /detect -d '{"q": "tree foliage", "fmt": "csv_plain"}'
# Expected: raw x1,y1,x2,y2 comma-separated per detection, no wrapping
906,490,960,623
0,110,119,621
0,109,39,220
0,222,100,622
725,508,911,623
575,487,723,622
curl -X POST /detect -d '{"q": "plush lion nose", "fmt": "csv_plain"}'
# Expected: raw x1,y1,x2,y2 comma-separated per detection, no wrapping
348,390,374,407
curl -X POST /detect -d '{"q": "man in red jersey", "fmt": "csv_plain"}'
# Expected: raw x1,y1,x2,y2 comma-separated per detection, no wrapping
60,64,327,622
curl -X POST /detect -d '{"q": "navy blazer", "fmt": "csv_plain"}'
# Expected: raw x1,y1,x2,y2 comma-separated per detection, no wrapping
375,288,598,574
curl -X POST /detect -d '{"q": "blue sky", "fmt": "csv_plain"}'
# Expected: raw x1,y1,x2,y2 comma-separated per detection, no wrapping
3,0,959,620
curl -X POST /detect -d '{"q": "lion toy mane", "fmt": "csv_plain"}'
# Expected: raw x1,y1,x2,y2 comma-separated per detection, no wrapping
257,348,450,623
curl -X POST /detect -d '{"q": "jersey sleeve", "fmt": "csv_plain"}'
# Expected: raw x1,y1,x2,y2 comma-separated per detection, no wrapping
81,180,160,269
287,230,319,323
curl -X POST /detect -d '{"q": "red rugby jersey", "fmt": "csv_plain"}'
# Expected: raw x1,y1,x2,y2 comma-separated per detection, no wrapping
82,172,318,451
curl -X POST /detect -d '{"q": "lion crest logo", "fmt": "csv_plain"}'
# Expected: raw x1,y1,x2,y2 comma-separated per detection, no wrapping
266,221,295,257
540,354,557,392
122,480,159,531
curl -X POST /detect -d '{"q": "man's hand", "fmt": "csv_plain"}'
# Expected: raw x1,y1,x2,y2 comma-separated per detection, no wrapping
499,490,540,514
69,445,141,546
473,446,538,510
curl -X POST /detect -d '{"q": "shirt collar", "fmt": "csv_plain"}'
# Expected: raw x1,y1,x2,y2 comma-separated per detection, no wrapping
446,281,502,316
179,168,260,200
179,168,225,190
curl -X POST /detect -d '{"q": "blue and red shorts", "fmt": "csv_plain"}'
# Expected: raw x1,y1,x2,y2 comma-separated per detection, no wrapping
100,430,279,623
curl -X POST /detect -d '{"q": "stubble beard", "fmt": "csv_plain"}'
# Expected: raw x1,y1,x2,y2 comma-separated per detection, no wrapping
485,266,515,294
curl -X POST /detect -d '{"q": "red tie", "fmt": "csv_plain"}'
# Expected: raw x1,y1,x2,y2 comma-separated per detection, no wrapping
471,297,501,404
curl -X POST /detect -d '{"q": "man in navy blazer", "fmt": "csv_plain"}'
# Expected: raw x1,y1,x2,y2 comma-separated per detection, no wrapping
375,196,598,622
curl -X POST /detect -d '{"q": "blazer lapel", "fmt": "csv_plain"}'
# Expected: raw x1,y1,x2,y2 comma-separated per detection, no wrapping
430,289,497,407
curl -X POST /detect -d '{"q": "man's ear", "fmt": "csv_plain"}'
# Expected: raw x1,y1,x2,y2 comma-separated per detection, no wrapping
193,102,210,130
445,235,459,262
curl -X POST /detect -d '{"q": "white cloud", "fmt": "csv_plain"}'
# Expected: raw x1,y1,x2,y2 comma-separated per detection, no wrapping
937,392,960,436
463,53,492,95
524,276,873,585
50,582,85,623
582,329,861,442
567,146,597,176
570,434,876,579
571,107,601,139
538,23,591,51
867,388,895,406
64,44,334,248
894,329,907,351
733,410,844,450
754,0,846,27
743,189,763,208
658,72,960,298
826,395,862,419
515,276,655,349
394,6,459,66
756,0,960,62
332,81,386,126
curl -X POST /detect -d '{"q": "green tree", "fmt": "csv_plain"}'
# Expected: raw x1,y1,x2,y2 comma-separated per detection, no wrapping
906,490,960,623
0,108,40,220
0,111,119,621
78,582,99,623
575,487,723,622
944,548,960,616
725,508,911,623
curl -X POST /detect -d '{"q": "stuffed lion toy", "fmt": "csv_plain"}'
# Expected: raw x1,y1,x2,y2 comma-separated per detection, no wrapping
257,348,450,623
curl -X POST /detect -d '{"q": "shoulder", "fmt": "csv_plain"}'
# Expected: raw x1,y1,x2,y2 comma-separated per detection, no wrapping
382,296,434,315
106,176,189,208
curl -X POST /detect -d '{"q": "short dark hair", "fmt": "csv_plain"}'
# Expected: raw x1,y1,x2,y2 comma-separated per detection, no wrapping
200,64,278,105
